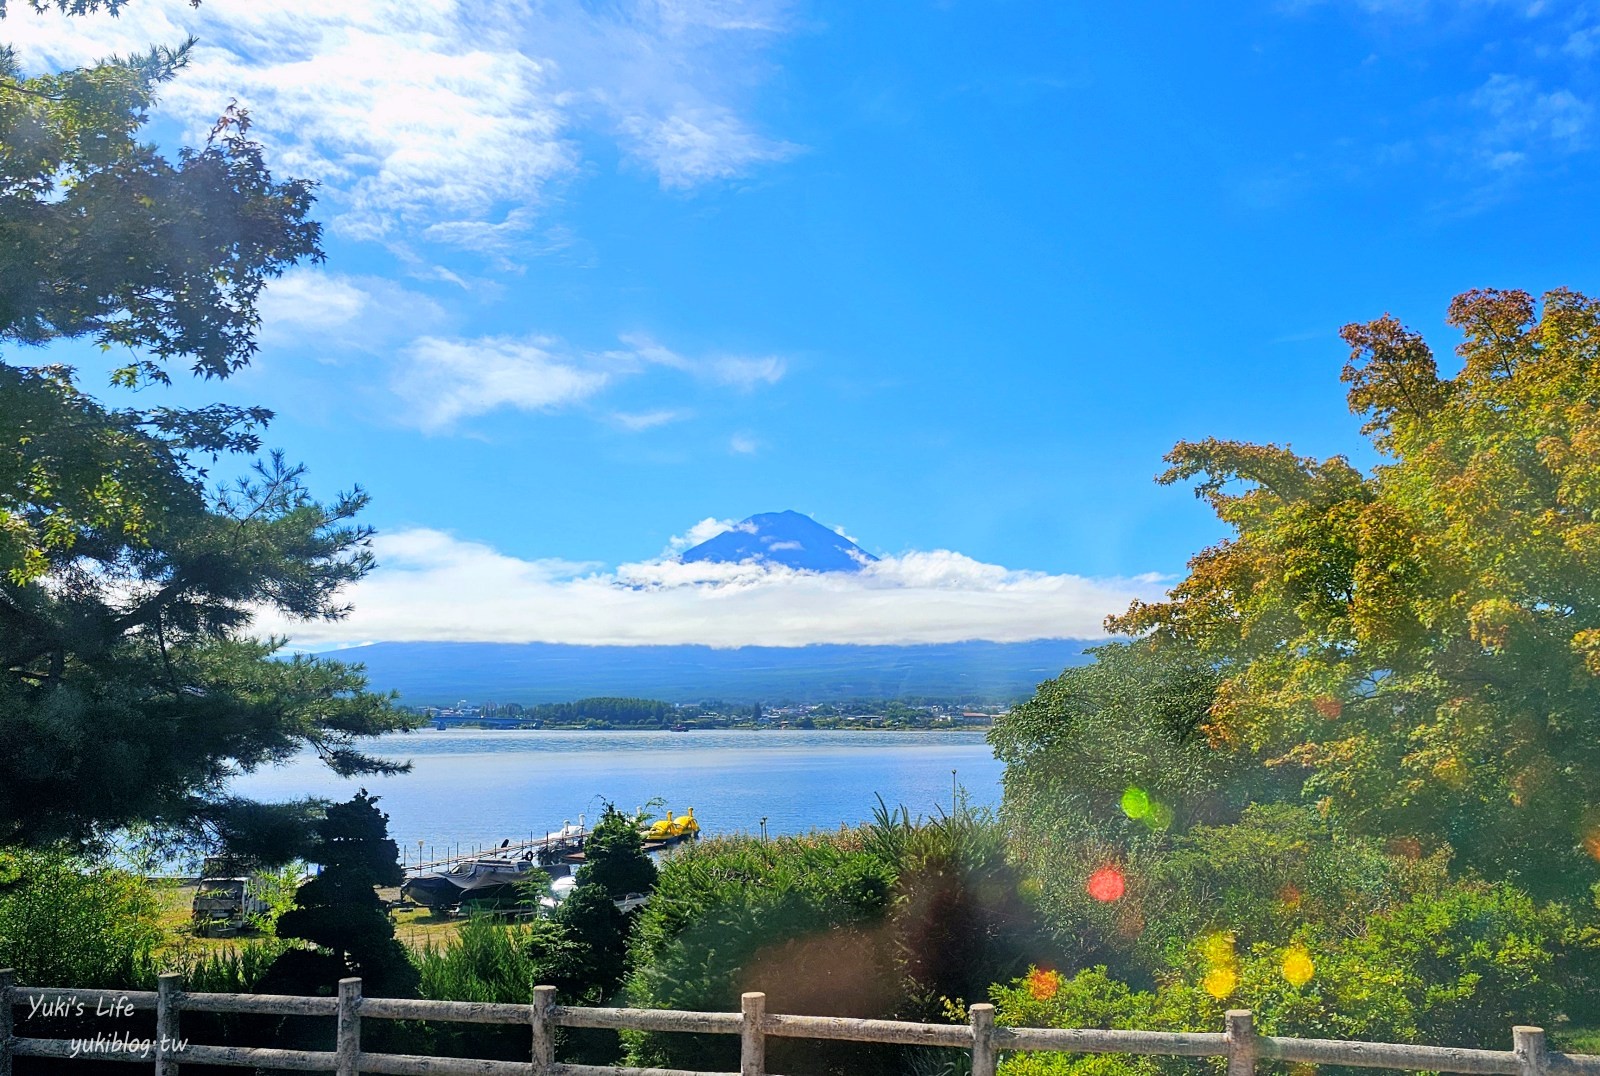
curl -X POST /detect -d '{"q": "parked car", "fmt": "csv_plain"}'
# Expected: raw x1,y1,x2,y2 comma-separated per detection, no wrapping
191,877,270,937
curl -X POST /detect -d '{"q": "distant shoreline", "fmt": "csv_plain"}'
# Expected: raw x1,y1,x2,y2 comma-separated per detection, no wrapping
409,722,995,733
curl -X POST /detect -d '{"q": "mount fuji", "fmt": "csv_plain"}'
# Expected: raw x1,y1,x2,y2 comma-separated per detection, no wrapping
680,510,875,573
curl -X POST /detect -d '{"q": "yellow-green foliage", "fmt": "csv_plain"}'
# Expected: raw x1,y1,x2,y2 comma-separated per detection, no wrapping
990,882,1599,1075
0,846,160,987
1110,289,1600,892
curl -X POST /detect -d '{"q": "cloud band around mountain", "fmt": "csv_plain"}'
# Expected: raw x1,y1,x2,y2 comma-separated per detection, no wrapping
257,528,1168,649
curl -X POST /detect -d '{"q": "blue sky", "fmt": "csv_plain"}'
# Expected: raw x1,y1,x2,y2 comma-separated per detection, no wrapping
9,0,1600,646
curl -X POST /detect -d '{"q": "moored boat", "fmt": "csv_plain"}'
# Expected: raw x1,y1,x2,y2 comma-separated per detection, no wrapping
401,855,556,912
642,807,699,846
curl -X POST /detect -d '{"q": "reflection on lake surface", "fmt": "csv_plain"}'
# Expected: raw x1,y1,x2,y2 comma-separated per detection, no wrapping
229,729,1003,856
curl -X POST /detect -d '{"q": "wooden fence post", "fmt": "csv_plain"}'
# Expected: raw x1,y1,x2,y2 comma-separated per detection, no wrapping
155,972,182,1076
1514,1026,1548,1076
336,978,362,1076
531,985,557,1073
970,1002,997,1076
1226,1010,1256,1076
1,969,14,1076
740,992,766,1076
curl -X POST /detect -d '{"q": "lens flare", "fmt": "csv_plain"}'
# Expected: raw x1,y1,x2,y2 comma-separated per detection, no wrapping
1086,866,1126,902
1282,945,1315,987
1203,966,1239,999
1121,786,1151,819
1147,800,1174,829
1026,968,1063,1000
1277,883,1303,909
1314,696,1342,719
1584,828,1600,862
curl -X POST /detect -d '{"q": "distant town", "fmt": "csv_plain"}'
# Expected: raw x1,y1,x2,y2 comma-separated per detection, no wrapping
404,696,1004,731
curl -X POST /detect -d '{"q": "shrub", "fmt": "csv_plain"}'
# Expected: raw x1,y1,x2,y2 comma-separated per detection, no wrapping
415,915,576,1003
0,846,160,987
624,832,898,1072
412,915,581,1062
989,881,1600,1075
1133,804,1438,970
624,805,1061,1075
871,795,1061,1019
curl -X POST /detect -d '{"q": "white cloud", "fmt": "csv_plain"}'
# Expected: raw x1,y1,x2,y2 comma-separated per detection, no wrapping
619,106,800,189
621,334,787,389
393,336,610,432
258,268,448,353
4,0,800,247
254,527,1168,648
710,355,786,389
385,331,782,430
664,517,745,554
1276,0,1531,18
1565,23,1600,59
1471,73,1593,156
729,433,760,454
611,409,690,431
5,3,573,244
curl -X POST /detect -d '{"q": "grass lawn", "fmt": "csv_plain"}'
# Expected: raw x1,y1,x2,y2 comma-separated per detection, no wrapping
391,904,468,949
150,879,466,958
1555,1028,1600,1055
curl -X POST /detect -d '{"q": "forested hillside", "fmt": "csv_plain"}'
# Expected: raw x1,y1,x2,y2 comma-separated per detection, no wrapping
323,640,1092,703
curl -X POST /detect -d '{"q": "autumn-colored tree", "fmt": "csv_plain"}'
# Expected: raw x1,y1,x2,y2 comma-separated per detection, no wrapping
1114,288,1600,895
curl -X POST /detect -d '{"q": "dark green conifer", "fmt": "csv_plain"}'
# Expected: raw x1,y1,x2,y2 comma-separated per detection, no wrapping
264,792,418,998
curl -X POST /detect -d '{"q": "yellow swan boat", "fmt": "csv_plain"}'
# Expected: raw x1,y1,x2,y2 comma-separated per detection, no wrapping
644,807,700,843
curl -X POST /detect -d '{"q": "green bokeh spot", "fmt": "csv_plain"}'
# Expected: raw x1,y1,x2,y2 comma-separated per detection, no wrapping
1120,786,1150,819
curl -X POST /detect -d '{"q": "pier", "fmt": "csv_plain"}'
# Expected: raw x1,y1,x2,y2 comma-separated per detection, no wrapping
402,823,589,876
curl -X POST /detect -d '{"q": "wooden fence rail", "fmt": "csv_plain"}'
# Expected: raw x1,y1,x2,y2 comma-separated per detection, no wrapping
5,968,1600,1076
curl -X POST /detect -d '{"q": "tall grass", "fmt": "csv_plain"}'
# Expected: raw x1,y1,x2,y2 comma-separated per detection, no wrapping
414,914,553,1002
139,938,293,992
410,914,580,1061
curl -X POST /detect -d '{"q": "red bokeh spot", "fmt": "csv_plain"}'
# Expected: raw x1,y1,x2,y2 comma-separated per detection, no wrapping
1086,866,1126,902
1314,696,1343,719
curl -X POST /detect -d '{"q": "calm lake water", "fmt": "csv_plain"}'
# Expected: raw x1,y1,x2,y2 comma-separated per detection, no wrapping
229,729,1004,859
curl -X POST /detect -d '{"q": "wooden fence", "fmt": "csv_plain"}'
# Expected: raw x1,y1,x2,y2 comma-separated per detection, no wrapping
5,968,1600,1076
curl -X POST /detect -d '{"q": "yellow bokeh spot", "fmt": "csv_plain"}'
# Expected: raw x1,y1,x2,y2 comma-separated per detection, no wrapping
1281,946,1315,987
1202,966,1239,999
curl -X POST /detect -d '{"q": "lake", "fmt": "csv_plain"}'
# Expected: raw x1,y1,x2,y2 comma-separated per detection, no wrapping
229,729,1005,862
